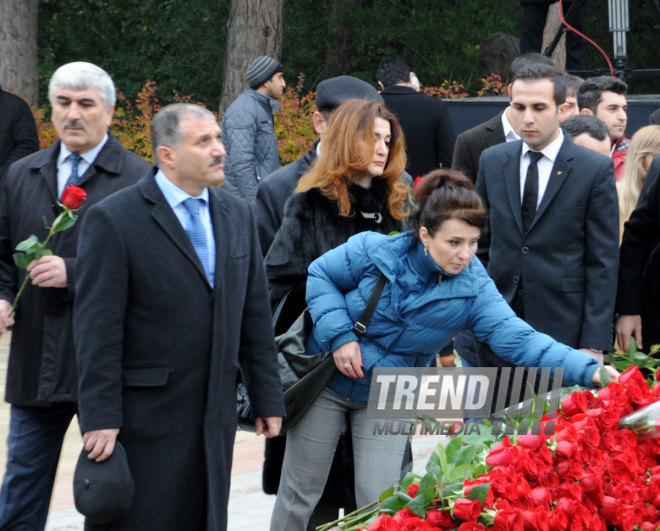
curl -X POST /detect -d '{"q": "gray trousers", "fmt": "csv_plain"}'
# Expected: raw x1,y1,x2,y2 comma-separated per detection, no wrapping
269,388,408,531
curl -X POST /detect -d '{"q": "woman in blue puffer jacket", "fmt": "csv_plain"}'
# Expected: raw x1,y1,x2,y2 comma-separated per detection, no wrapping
270,170,619,531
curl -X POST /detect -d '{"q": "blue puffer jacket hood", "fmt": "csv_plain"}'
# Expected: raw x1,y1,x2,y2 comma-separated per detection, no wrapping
306,231,600,403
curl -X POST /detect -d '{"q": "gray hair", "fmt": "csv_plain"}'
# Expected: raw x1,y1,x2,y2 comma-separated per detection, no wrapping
151,104,216,165
48,62,116,109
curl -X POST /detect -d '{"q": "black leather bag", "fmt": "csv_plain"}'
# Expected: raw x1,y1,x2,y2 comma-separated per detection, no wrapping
237,274,387,433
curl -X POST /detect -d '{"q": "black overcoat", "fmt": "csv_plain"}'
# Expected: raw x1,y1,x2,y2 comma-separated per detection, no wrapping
380,85,455,179
0,135,149,406
617,154,660,350
75,170,285,530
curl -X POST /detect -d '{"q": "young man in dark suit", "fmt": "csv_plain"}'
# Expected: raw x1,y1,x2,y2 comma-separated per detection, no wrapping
75,103,284,530
475,63,618,369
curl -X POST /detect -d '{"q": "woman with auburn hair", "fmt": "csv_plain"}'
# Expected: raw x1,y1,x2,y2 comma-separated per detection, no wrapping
263,99,410,528
266,98,409,328
617,125,660,242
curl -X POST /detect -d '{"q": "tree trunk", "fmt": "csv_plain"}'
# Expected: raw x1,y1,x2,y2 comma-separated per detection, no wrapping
543,4,566,69
218,0,283,114
0,0,38,106
322,0,359,80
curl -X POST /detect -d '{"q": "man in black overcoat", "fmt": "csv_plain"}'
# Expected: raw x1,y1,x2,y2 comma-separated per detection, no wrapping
0,85,39,183
377,57,455,179
616,154,660,352
0,62,150,529
75,103,284,530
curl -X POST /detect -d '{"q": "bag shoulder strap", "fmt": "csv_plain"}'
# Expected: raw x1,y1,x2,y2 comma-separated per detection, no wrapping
353,272,387,338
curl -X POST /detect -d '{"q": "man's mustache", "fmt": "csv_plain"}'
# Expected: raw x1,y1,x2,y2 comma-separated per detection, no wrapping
64,120,85,129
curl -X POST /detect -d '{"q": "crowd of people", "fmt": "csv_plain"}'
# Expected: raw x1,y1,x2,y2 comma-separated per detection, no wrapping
0,48,658,531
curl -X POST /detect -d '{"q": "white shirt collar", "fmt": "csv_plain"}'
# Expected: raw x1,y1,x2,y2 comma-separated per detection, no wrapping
57,133,109,167
521,129,564,164
502,109,520,142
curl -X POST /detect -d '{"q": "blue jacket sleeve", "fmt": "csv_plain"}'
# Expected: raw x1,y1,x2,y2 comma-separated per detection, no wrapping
467,265,599,387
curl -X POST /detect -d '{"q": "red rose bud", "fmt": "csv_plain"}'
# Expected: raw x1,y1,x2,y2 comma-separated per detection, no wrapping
407,483,419,498
425,509,454,528
452,498,481,522
529,486,551,507
516,434,542,449
367,514,401,531
599,496,618,520
554,440,575,459
61,185,87,210
561,391,588,416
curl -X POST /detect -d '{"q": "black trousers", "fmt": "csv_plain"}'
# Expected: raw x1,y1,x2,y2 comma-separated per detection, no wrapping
520,0,589,71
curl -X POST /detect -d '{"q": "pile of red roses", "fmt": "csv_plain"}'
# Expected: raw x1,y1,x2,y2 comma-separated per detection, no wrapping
360,366,660,531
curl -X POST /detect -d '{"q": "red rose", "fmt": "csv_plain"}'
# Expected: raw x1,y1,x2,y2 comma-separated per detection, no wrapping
452,498,481,522
554,440,576,459
560,390,590,417
516,434,543,450
60,185,87,210
599,495,618,521
547,507,568,530
528,486,551,507
425,508,454,528
407,483,419,498
493,500,523,530
367,514,402,531
394,508,417,526
401,516,431,530
457,523,486,531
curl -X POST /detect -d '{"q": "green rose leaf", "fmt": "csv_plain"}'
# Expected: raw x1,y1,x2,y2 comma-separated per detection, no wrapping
15,235,42,253
406,493,427,517
12,253,33,269
599,366,611,387
52,213,78,233
466,482,491,503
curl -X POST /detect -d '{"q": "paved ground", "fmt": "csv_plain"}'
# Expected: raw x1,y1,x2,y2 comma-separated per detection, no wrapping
0,335,446,530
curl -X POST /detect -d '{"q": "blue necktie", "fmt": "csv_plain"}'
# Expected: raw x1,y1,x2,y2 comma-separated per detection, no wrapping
183,198,213,286
65,153,82,188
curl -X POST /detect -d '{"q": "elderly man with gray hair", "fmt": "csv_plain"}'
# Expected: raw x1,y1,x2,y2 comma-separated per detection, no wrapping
0,61,150,529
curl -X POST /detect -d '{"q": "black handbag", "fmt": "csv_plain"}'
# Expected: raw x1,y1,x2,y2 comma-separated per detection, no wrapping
237,273,387,433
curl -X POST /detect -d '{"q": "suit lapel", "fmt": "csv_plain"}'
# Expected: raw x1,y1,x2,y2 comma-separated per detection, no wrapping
503,143,524,234
139,173,211,287
32,142,60,212
208,189,228,292
531,139,572,228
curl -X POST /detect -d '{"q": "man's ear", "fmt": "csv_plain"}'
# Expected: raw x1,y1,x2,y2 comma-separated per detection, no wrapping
580,108,594,116
157,145,175,168
312,111,327,136
377,80,385,92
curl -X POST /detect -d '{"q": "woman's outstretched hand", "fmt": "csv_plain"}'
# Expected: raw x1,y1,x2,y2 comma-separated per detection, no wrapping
591,365,620,387
333,340,364,379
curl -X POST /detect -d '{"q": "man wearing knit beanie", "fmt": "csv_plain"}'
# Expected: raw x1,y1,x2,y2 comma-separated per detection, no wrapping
221,56,286,201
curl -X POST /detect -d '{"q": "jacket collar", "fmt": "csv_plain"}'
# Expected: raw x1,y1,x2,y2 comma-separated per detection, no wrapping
366,231,480,298
381,85,417,96
243,87,281,114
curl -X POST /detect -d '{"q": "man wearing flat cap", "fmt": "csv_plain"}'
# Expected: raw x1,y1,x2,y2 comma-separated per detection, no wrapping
256,75,384,256
221,55,285,201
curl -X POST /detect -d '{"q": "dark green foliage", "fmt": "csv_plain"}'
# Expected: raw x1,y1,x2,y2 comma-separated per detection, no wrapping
38,0,229,108
36,0,659,109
